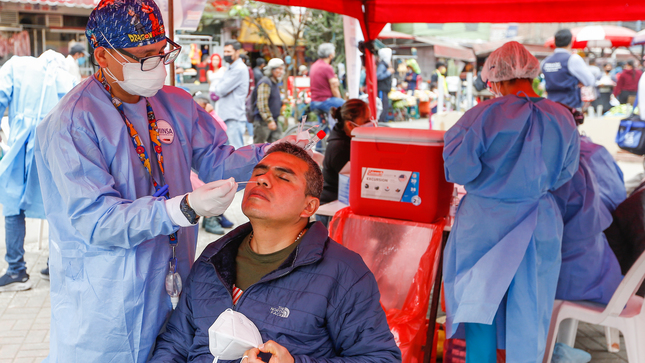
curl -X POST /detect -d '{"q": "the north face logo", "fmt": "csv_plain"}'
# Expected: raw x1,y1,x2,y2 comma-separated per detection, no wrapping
270,306,290,318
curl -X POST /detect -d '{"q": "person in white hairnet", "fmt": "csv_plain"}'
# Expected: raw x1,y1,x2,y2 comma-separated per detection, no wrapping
376,48,393,122
442,41,580,363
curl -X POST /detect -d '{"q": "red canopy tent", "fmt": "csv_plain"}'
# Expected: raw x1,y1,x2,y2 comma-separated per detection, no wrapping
257,0,645,116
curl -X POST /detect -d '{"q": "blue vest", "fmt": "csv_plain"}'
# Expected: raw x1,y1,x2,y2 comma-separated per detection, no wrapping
252,76,282,121
542,51,582,108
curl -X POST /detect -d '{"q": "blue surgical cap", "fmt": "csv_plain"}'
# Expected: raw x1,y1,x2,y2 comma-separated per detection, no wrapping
86,0,166,50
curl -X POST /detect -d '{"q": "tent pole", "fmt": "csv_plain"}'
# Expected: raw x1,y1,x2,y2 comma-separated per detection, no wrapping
169,0,175,86
361,1,378,120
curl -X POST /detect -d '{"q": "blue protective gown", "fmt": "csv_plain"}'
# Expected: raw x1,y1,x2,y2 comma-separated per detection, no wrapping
552,137,623,304
34,75,267,363
0,50,76,218
579,136,626,213
443,95,580,363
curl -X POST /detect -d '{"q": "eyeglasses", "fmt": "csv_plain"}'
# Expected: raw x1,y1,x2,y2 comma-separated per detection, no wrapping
116,37,182,71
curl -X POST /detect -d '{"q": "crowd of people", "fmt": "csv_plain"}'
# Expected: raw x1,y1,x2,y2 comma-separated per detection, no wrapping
0,0,644,362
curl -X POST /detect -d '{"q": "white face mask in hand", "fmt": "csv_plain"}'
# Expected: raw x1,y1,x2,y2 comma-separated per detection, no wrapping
103,49,167,97
209,309,263,363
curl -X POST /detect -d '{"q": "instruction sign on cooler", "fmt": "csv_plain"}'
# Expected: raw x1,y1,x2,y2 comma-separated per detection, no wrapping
350,127,453,223
361,168,421,206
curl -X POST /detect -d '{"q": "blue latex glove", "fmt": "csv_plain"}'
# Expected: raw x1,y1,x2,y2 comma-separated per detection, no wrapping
552,342,591,363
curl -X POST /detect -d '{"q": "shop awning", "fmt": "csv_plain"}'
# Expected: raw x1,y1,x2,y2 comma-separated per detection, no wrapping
414,36,476,62
238,17,298,46
377,30,415,40
1,0,99,9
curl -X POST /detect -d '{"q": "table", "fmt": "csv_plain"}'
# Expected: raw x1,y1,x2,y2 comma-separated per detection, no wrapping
329,207,447,363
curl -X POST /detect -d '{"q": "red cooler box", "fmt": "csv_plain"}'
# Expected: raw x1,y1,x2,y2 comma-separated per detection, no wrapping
349,127,453,223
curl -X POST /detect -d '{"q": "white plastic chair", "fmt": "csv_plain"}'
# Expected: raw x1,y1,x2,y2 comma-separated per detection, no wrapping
543,250,645,363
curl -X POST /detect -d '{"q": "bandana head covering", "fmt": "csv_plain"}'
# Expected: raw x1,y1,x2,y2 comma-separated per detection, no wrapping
86,0,165,50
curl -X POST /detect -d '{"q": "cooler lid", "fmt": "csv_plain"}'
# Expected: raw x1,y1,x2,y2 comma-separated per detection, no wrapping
352,127,445,145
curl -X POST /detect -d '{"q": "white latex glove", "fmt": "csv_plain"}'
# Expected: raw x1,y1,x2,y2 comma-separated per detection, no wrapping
269,131,309,150
188,178,237,217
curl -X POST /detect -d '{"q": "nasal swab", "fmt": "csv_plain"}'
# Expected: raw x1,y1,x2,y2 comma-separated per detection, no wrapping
304,130,327,151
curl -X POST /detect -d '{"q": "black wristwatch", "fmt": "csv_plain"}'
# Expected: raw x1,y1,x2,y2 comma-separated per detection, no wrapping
180,194,200,225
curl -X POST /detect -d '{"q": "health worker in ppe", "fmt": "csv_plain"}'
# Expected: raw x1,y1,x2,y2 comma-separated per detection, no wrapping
34,0,273,361
442,41,580,363
551,108,625,304
0,49,77,291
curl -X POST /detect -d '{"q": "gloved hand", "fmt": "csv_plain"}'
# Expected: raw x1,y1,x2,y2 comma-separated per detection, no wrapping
270,131,309,149
188,178,237,217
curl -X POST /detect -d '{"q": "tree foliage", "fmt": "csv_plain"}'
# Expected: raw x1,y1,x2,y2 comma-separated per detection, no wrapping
303,10,345,66
229,1,309,72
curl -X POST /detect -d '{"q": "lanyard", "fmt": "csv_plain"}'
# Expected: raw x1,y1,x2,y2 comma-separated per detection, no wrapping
95,69,177,246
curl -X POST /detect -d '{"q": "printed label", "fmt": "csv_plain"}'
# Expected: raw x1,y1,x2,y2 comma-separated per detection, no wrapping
156,120,175,144
360,167,420,205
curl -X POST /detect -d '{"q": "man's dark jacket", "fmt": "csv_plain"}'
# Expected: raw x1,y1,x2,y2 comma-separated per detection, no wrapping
149,221,401,363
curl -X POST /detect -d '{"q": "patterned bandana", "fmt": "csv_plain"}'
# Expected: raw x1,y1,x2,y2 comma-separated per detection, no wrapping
86,0,165,50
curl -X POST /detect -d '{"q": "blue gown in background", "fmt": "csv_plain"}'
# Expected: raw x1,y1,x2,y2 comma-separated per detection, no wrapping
553,139,625,304
580,136,626,212
35,76,267,363
552,137,625,304
0,50,77,218
443,95,580,363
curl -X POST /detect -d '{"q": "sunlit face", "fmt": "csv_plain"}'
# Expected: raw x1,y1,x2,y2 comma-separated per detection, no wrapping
242,152,318,223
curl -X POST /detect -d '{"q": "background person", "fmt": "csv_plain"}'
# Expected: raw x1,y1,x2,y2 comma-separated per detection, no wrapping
34,1,272,361
443,41,580,363
376,48,393,122
149,143,401,363
542,28,595,109
214,40,249,148
613,60,642,104
250,58,285,143
405,60,419,92
318,99,372,227
253,58,265,85
309,43,344,113
207,53,225,104
65,43,88,84
0,49,77,291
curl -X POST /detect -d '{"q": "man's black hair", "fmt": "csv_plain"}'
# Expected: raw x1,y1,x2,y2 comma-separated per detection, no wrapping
224,40,242,50
256,58,266,67
265,143,323,199
555,29,573,48
436,62,446,69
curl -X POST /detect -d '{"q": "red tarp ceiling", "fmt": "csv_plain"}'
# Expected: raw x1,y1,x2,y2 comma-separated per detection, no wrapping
259,0,645,41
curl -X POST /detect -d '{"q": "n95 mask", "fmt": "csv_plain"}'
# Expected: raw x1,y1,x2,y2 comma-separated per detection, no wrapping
209,309,263,362
104,48,167,98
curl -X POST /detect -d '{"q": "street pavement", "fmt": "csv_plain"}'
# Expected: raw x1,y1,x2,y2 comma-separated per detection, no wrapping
0,116,639,362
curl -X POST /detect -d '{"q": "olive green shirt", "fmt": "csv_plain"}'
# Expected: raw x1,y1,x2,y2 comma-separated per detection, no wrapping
235,232,302,291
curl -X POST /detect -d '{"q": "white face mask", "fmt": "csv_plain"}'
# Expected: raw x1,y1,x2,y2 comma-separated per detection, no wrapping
209,309,263,362
104,49,167,97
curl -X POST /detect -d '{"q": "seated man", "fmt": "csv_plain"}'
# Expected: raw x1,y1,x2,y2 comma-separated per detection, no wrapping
551,110,624,304
149,143,401,362
309,43,344,113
